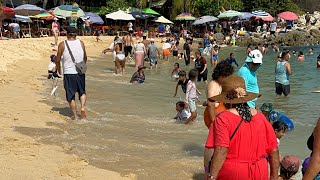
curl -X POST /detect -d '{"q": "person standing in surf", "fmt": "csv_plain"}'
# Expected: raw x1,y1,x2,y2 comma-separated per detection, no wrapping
275,50,292,97
55,26,88,121
237,49,263,108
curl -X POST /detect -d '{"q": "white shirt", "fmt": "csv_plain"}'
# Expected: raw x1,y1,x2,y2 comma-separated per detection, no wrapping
270,22,277,32
48,62,56,71
176,109,191,122
62,39,84,74
128,22,133,31
162,42,171,50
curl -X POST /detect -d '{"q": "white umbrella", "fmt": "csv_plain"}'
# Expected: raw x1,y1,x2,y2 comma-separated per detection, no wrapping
252,10,269,17
193,16,219,25
14,4,45,16
218,10,242,18
154,16,173,24
105,10,135,20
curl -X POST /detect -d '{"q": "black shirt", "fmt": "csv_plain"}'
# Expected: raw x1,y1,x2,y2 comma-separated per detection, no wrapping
178,79,189,93
195,56,207,73
183,43,190,55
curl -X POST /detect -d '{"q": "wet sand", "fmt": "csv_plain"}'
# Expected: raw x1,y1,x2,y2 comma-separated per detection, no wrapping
0,37,135,179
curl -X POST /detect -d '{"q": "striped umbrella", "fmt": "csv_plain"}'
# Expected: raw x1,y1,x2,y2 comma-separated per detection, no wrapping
251,10,269,17
53,5,85,18
252,10,274,21
175,13,196,21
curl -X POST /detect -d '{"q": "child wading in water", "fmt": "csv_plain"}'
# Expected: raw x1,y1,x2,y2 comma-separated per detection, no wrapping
184,69,201,124
174,101,191,123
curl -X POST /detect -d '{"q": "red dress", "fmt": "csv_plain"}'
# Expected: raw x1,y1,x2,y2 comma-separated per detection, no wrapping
205,111,277,180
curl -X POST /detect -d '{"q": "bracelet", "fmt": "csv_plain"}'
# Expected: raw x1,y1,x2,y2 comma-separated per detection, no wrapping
208,174,217,180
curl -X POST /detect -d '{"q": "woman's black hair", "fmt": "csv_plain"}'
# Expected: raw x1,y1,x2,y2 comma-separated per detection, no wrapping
230,53,234,56
174,62,180,68
272,120,288,132
176,101,185,108
178,70,186,77
212,60,234,80
281,50,290,59
188,69,198,81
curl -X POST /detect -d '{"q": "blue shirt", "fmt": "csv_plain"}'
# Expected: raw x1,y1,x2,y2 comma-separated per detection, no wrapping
225,57,239,67
275,61,289,85
237,63,259,108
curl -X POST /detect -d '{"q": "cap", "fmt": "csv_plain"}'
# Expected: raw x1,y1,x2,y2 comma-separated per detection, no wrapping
66,26,77,34
245,49,263,64
50,55,57,62
150,38,155,42
281,155,300,172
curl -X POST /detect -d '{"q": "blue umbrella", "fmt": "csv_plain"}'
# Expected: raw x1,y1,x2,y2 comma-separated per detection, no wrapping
14,4,45,16
13,15,32,23
84,12,104,24
241,12,254,20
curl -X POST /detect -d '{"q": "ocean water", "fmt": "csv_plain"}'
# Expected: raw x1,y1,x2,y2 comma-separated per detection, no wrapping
19,45,320,179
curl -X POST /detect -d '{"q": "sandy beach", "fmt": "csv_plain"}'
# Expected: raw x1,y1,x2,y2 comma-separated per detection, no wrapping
0,36,136,179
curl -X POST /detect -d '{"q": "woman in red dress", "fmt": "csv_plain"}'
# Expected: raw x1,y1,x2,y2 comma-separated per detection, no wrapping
206,75,280,180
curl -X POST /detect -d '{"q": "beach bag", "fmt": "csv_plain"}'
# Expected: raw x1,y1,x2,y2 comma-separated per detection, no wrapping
65,40,87,75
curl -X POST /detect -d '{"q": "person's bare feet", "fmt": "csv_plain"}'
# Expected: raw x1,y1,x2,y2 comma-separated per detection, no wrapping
81,109,87,121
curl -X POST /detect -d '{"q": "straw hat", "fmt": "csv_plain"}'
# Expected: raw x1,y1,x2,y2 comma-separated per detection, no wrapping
209,75,261,104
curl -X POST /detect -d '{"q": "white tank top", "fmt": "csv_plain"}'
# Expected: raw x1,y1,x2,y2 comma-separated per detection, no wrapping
62,39,84,74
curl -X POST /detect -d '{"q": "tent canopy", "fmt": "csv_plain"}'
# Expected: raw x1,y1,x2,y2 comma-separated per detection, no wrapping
105,10,135,20
154,16,173,24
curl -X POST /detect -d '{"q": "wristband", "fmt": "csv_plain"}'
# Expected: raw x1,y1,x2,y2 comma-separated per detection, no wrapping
204,166,209,173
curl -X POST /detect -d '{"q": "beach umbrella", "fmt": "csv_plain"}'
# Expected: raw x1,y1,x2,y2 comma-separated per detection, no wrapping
192,16,218,25
129,12,148,19
30,12,54,19
175,13,196,21
13,15,32,22
251,10,269,17
105,10,135,20
143,8,160,16
14,4,45,16
240,12,254,20
277,11,299,21
218,10,242,18
84,12,104,24
53,5,85,18
0,7,15,20
154,16,173,24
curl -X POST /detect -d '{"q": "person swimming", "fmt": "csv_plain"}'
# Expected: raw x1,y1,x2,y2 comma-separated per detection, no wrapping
298,51,305,61
171,63,181,80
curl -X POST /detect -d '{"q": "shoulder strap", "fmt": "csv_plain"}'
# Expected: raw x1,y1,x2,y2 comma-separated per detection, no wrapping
230,118,244,141
65,40,76,64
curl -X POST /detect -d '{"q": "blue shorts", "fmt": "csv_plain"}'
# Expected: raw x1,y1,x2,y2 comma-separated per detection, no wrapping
63,74,86,102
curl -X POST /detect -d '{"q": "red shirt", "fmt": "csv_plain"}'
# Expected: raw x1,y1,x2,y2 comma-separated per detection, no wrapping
205,111,277,179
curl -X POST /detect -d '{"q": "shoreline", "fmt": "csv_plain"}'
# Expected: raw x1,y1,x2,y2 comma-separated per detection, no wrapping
0,37,135,179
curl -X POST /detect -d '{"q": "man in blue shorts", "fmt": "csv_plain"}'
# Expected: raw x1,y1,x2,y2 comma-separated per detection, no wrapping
55,26,88,121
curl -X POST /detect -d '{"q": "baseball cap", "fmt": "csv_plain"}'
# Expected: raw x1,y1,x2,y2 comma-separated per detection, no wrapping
245,49,263,64
150,38,155,42
66,26,77,34
281,155,300,172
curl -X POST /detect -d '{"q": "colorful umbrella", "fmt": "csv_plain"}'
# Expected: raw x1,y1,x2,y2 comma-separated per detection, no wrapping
53,5,85,18
30,12,54,19
192,16,218,25
0,7,15,19
154,16,173,24
14,4,45,16
105,10,135,21
143,8,160,16
84,12,104,24
277,11,299,21
218,10,242,18
175,13,196,21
